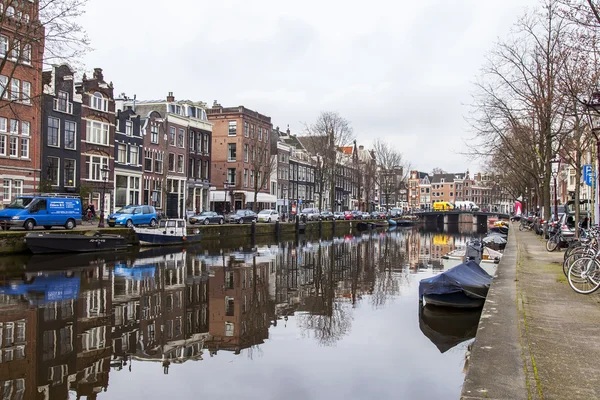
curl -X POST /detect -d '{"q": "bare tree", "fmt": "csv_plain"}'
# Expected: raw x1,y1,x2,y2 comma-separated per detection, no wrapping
431,167,446,175
303,111,354,210
372,138,409,210
468,0,571,221
0,0,90,113
249,136,276,212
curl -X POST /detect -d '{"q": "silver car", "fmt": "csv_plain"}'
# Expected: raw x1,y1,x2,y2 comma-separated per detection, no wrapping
299,207,320,221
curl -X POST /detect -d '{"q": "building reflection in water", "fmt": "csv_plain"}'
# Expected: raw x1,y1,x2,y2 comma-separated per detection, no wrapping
0,228,474,399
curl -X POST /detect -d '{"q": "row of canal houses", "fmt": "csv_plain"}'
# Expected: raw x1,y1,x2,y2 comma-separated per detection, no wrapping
1,63,368,216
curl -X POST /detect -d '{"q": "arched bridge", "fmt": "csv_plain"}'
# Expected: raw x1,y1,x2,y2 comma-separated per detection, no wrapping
416,210,510,226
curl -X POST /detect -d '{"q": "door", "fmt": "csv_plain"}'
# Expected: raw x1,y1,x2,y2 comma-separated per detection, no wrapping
166,193,179,218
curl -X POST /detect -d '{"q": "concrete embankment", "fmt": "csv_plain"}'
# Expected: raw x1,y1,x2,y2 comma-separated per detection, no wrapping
0,219,372,255
462,225,600,400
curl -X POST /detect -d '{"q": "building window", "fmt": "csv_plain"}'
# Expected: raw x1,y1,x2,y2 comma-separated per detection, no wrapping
85,156,109,181
144,150,153,172
21,121,29,136
228,121,237,136
244,169,248,187
265,131,268,142
203,134,209,153
91,92,108,112
178,128,184,148
64,121,76,149
168,153,175,172
203,160,209,180
0,135,5,156
9,119,17,134
244,122,249,137
225,322,234,337
86,120,109,145
10,78,19,101
155,152,163,174
169,127,176,146
0,75,7,99
177,154,184,173
151,124,159,144
244,144,248,162
117,144,126,163
0,35,7,56
22,44,31,64
228,143,236,162
258,127,262,141
125,120,133,136
64,159,76,187
9,137,17,156
10,39,19,60
20,138,28,158
130,146,139,166
227,168,236,186
48,157,59,186
189,131,195,151
21,81,30,103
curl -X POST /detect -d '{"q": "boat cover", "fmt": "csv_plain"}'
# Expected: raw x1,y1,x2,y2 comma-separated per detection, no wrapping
419,260,492,301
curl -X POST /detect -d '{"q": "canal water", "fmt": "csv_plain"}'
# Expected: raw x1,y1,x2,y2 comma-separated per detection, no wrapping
0,227,482,400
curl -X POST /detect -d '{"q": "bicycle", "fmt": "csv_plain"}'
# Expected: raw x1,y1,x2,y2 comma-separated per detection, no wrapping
82,212,99,224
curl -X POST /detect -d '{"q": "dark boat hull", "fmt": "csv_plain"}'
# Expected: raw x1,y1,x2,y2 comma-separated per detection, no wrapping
423,293,485,309
25,233,128,254
136,232,202,246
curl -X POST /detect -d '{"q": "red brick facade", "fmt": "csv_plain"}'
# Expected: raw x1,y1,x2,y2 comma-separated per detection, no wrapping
0,0,45,206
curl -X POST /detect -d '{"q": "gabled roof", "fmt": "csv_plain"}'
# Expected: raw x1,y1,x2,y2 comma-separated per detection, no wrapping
431,173,465,183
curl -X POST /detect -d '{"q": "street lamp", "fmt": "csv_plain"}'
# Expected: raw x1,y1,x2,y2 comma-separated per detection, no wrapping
98,167,110,228
551,158,560,221
584,92,600,224
223,181,229,214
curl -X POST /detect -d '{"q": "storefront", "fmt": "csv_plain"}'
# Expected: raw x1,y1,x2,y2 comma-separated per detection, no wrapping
114,170,142,209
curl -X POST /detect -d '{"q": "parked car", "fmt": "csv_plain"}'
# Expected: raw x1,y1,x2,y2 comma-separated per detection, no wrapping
389,207,403,217
226,210,257,224
189,211,224,225
344,211,354,220
299,208,320,221
351,210,363,220
185,210,196,221
108,205,157,228
0,195,82,231
258,209,279,223
333,212,345,220
320,211,334,221
370,211,382,219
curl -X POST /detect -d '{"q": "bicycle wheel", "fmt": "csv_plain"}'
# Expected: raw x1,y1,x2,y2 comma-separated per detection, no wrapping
563,248,595,277
546,235,559,252
567,257,600,294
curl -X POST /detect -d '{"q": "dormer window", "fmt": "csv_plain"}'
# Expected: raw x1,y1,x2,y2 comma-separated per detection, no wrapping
91,92,108,112
6,7,15,18
125,121,133,136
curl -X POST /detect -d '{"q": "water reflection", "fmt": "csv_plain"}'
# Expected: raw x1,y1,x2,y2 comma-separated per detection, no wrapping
418,305,482,353
0,229,478,399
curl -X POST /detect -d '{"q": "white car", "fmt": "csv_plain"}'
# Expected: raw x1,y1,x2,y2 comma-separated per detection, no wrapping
257,209,280,223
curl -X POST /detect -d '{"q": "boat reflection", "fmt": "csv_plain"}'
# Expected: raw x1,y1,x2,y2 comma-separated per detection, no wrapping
418,304,482,353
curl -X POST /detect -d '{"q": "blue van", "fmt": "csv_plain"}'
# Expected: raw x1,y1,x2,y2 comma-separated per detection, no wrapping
0,194,82,230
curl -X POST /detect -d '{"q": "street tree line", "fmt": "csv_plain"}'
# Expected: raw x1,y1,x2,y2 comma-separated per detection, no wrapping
468,0,600,227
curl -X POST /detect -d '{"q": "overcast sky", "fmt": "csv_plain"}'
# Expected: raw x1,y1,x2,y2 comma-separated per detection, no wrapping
79,0,539,174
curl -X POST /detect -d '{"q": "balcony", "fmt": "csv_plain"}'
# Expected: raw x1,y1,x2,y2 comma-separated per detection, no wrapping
53,98,73,114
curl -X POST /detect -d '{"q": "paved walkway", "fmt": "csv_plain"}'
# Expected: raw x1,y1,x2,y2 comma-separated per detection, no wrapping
462,224,600,399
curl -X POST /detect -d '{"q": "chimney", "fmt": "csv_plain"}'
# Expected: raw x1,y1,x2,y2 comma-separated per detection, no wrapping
286,124,290,135
93,68,103,81
167,92,175,102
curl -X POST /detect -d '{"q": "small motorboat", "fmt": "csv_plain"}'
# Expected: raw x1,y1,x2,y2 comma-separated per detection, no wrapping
135,219,201,246
419,260,493,309
442,246,502,264
388,219,397,226
356,221,388,231
25,231,128,254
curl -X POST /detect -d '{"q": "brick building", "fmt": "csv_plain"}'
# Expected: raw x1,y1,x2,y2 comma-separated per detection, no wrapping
76,68,116,215
0,0,45,206
207,102,274,212
113,102,143,210
41,64,82,193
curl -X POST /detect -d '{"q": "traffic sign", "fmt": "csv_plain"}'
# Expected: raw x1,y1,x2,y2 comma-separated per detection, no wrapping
583,164,594,187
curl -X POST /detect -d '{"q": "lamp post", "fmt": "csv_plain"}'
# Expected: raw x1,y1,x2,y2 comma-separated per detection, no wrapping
98,167,110,228
584,93,600,225
551,158,560,221
223,181,229,214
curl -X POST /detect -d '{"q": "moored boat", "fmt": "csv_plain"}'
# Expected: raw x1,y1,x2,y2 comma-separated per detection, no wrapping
25,231,128,254
135,219,201,246
419,260,493,309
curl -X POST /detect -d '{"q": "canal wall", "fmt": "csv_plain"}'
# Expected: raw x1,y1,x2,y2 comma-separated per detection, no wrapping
460,226,526,399
0,219,374,255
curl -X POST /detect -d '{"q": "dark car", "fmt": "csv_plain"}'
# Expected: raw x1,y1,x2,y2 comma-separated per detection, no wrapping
227,210,257,224
320,211,334,221
351,210,363,220
190,211,224,225
370,211,381,219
